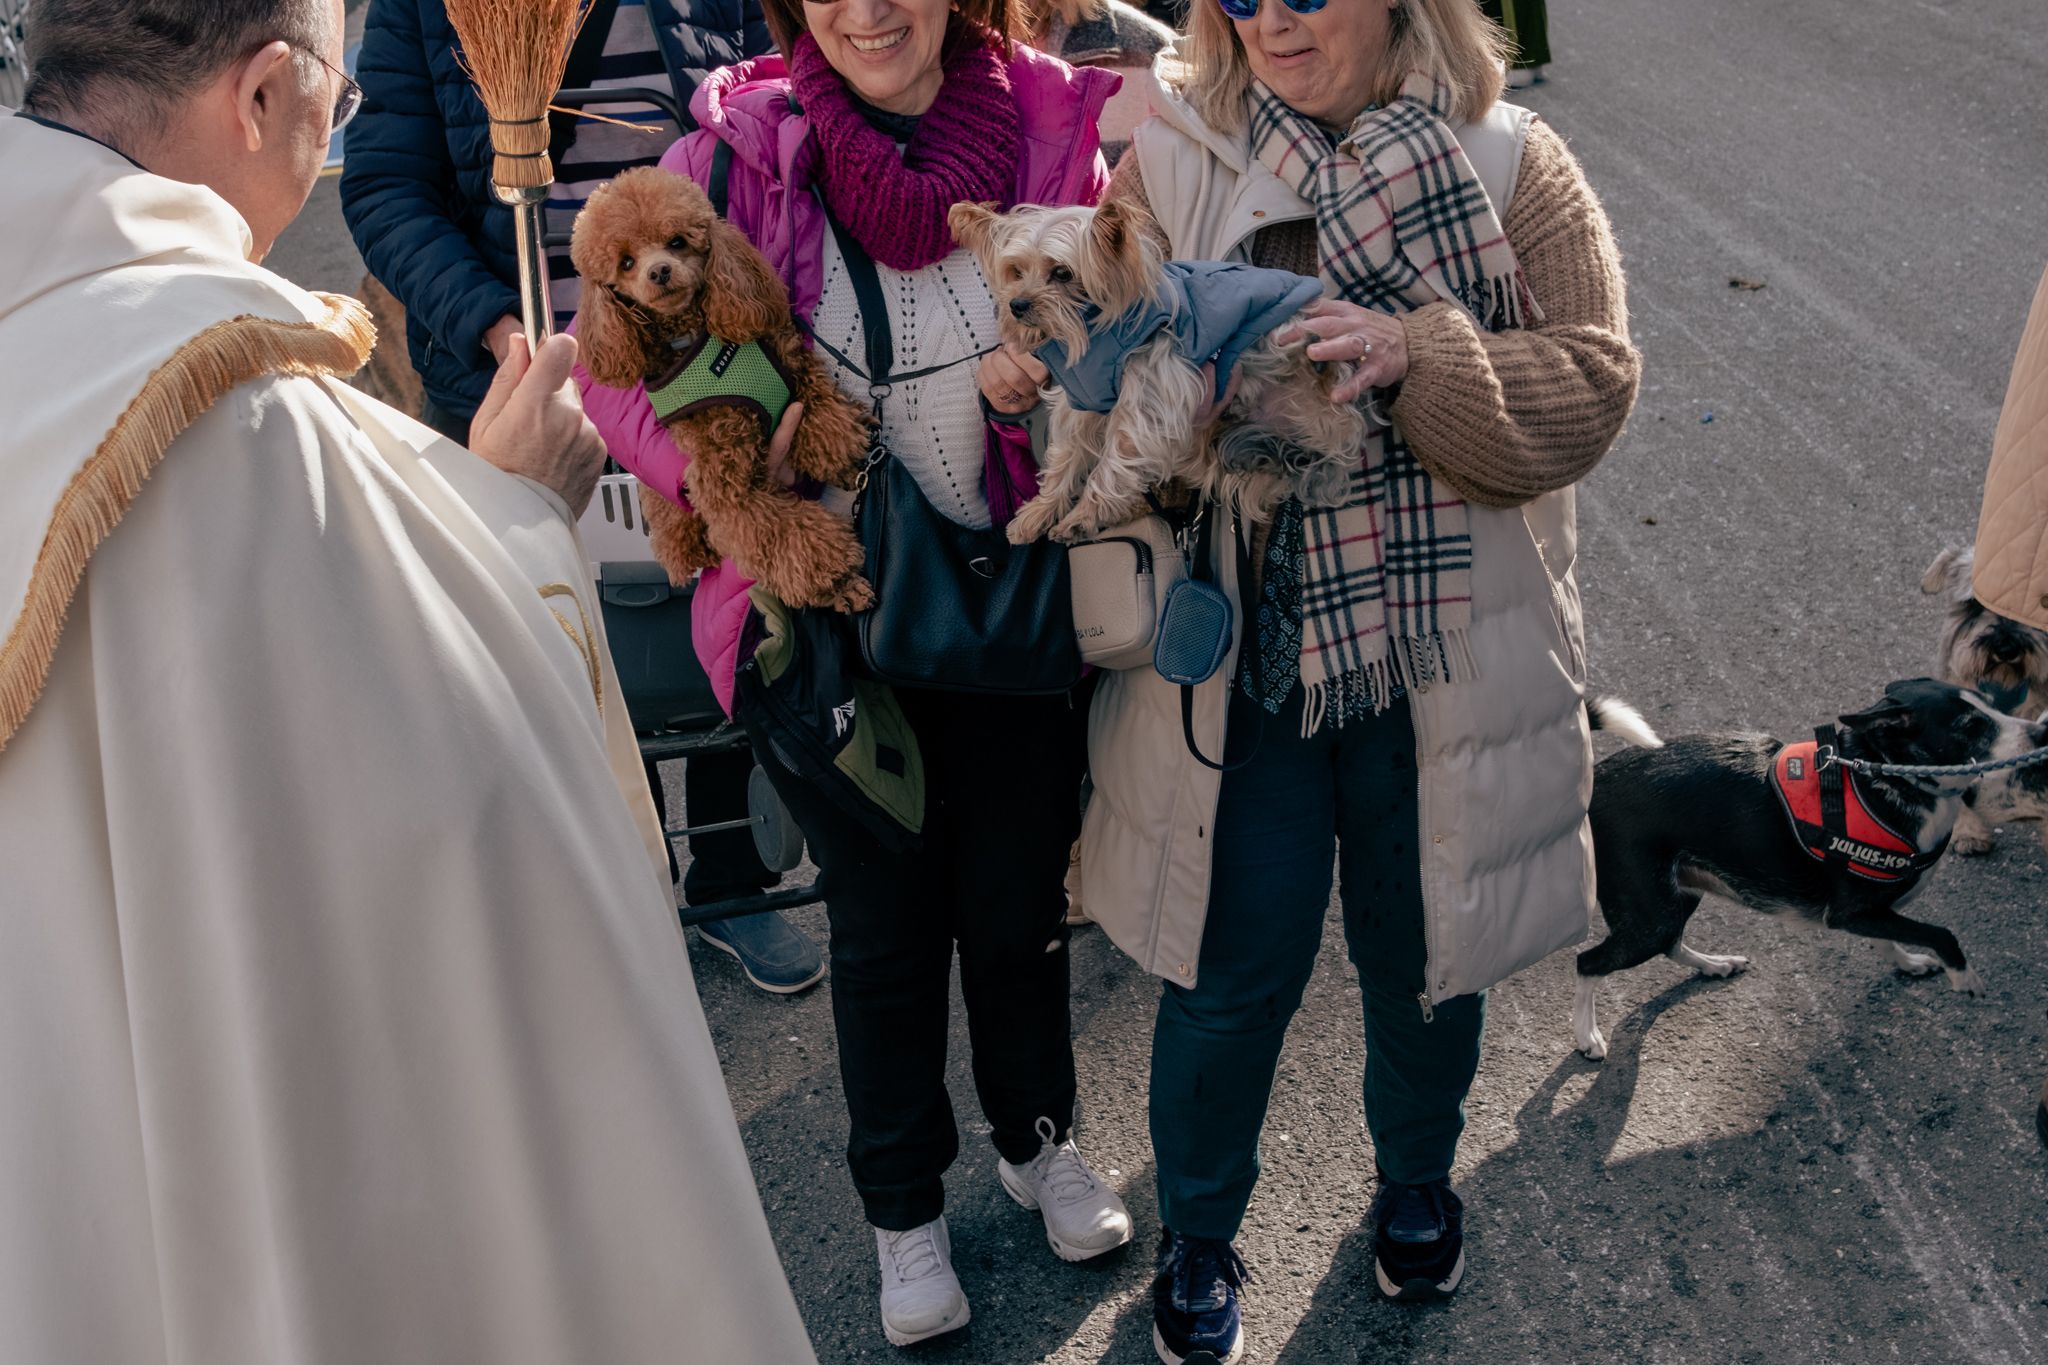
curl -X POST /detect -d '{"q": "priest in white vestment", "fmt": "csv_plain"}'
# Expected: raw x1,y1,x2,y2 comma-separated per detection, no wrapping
0,1,816,1360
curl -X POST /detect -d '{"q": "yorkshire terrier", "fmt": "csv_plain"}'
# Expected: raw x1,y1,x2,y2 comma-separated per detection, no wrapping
574,166,874,611
949,199,1367,546
1921,545,2048,851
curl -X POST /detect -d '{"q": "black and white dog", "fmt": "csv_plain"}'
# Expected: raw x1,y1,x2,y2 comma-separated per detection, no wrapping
1923,546,2048,853
1573,681,2044,1061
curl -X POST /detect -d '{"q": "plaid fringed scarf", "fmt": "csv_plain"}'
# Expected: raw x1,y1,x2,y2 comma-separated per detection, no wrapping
1246,75,1536,731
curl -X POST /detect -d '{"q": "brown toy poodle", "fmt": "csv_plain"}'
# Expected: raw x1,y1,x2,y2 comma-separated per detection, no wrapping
573,165,874,611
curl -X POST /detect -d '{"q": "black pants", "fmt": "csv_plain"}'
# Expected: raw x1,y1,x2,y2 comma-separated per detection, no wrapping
759,686,1088,1230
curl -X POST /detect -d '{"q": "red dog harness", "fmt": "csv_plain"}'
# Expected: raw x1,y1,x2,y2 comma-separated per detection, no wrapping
1771,731,1948,883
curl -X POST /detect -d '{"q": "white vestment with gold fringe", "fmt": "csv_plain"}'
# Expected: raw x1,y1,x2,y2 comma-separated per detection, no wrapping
0,114,816,1365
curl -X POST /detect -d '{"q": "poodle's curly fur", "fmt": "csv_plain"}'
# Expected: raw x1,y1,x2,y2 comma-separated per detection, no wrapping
573,166,874,611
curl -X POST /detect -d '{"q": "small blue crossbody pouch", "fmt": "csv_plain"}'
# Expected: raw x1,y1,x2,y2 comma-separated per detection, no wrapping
1157,504,1260,771
1154,577,1234,686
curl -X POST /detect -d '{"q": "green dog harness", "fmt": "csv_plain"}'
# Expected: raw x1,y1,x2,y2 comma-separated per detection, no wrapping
646,334,797,438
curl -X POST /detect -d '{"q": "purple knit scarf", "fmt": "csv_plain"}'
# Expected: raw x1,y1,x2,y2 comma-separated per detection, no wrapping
790,28,1020,271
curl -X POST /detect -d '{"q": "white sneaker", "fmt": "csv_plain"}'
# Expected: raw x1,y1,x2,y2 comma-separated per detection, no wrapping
875,1217,971,1347
997,1117,1134,1262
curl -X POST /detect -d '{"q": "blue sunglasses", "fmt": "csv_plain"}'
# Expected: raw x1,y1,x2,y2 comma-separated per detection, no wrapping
1215,0,1329,20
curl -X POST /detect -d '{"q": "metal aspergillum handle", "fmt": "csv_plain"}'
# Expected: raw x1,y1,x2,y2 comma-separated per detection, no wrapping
495,183,554,354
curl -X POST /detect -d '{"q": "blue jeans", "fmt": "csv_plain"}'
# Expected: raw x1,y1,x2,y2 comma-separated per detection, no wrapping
1150,686,1486,1239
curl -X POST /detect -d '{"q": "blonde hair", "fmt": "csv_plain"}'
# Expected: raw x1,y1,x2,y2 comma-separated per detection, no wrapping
1167,0,1507,136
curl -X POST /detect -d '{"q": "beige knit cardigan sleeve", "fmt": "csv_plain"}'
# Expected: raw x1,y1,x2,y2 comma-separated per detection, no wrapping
1102,118,1641,508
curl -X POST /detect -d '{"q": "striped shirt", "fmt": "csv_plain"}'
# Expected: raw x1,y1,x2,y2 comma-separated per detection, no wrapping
544,0,682,331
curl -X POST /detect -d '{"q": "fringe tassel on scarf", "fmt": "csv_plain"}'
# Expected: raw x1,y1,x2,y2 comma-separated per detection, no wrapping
1299,628,1483,738
1246,74,1535,735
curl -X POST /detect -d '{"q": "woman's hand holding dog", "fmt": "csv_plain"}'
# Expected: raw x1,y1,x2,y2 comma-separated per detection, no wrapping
978,344,1050,415
764,401,807,489
471,333,608,517
1196,362,1244,428
1274,299,1409,405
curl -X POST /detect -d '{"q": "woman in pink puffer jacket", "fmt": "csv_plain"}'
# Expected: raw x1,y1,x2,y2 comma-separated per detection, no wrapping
577,0,1134,1346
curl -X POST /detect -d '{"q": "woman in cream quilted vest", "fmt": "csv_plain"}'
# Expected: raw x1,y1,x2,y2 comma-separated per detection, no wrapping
1085,1,1639,1356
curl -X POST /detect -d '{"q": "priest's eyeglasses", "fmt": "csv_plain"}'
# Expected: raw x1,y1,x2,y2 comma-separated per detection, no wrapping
300,48,364,132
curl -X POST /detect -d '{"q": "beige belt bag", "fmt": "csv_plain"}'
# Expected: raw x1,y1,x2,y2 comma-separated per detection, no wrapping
1066,514,1185,670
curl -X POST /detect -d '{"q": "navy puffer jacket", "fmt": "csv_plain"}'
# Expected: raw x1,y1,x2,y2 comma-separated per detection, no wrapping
341,0,772,420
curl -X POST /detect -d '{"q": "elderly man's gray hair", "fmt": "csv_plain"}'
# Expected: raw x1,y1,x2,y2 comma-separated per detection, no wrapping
23,0,332,127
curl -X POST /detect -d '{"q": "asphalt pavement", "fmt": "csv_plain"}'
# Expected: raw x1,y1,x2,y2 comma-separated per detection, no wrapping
269,0,2048,1359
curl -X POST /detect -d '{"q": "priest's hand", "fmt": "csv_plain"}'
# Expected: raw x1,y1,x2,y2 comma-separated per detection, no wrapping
471,333,607,518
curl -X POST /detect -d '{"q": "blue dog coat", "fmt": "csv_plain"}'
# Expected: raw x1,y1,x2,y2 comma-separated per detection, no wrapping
1035,261,1326,412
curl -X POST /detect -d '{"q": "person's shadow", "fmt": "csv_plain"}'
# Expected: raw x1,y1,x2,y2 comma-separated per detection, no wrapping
1264,975,1709,1365
1263,968,2048,1364
1068,977,1737,1364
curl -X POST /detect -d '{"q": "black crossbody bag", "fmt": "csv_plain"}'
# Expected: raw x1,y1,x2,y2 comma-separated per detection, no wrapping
808,214,1082,696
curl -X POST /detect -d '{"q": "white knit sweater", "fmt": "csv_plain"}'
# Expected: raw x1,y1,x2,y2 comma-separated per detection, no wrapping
811,233,999,529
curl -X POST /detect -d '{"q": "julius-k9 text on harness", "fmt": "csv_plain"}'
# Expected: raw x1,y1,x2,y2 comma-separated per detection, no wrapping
646,333,797,439
1771,728,1949,883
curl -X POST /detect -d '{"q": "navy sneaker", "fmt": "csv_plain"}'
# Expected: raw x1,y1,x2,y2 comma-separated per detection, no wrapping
1151,1229,1248,1365
1371,1176,1466,1301
695,911,825,994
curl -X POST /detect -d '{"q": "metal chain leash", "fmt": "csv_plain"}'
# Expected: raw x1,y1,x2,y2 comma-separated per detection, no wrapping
1816,745,2048,781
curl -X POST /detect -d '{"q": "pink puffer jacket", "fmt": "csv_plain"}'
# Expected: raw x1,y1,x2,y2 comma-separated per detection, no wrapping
578,47,1118,713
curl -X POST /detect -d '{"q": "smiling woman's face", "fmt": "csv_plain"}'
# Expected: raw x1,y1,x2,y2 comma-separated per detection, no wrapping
806,0,955,116
1234,0,1394,127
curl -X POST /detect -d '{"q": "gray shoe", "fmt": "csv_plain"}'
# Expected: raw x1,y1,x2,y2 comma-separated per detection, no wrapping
696,911,825,994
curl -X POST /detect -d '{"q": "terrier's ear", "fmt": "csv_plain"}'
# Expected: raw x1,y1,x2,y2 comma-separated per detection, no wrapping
1091,199,1133,259
1921,546,1965,596
948,201,1001,256
1079,200,1158,317
1094,197,1164,258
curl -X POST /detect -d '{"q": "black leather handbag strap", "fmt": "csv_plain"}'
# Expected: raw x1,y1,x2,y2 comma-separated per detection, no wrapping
825,215,894,394
707,137,734,218
809,213,994,398
1179,509,1263,774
